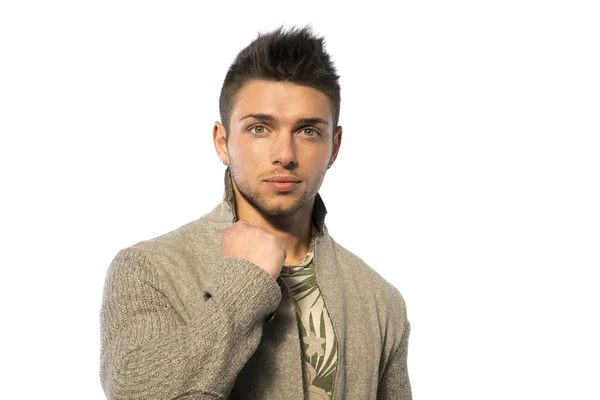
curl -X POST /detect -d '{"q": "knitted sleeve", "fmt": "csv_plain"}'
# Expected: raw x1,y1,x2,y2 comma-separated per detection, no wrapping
376,320,412,400
100,248,282,400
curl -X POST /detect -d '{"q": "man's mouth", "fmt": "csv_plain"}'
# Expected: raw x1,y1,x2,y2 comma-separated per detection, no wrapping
264,176,301,191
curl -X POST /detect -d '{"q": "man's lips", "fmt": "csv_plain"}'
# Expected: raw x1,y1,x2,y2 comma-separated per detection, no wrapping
264,176,301,191
264,176,301,183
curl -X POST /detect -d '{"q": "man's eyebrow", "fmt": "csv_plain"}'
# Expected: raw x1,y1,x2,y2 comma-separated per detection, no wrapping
296,117,329,126
239,113,329,126
239,113,276,123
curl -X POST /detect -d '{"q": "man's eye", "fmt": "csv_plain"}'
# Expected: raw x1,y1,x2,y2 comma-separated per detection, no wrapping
301,128,319,137
249,125,267,134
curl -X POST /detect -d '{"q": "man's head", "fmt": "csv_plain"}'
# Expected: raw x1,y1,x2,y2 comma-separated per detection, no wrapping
213,26,342,218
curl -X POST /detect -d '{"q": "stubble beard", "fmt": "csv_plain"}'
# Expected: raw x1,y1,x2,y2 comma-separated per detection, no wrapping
231,167,325,217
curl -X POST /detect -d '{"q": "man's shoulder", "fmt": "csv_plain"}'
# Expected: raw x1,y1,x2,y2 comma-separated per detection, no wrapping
330,239,390,285
330,239,407,309
115,202,230,272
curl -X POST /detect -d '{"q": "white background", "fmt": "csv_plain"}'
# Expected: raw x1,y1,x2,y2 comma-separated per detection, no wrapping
1,1,598,398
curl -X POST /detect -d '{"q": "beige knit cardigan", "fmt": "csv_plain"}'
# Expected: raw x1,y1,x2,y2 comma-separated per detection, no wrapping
100,169,411,399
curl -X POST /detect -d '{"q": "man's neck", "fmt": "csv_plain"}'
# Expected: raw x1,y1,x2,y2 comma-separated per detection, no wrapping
233,190,314,266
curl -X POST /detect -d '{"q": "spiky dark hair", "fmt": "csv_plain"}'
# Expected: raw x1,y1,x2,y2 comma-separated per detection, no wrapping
219,25,341,137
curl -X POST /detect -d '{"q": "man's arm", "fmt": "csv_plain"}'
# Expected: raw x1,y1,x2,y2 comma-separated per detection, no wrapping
377,320,412,400
100,248,282,400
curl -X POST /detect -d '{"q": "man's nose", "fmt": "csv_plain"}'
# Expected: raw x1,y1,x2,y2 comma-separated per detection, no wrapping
270,132,297,167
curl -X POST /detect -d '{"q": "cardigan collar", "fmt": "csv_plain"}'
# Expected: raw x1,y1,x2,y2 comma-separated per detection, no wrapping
222,167,328,236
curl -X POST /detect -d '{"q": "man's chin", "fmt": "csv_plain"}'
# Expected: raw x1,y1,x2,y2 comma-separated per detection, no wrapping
256,201,302,217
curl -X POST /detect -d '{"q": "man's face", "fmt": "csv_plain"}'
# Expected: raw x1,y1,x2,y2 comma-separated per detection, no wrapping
221,79,341,217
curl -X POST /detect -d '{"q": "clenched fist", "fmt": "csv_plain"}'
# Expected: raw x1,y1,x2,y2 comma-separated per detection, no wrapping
221,220,286,279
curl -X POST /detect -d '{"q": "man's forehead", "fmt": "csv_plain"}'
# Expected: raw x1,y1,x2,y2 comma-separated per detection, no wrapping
232,80,333,124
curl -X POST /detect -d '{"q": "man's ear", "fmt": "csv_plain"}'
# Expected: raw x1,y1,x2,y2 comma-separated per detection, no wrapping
212,121,230,166
329,125,343,167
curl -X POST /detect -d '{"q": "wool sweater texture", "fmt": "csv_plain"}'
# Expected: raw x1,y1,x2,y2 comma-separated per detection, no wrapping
100,169,411,399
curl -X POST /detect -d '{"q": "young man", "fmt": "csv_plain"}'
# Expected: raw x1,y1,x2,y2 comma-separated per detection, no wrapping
100,26,411,399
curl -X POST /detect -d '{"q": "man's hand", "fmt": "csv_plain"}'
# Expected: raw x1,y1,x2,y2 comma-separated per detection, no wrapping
221,220,286,279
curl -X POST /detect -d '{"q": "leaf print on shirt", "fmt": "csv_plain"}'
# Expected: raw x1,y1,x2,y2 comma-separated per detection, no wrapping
302,361,332,400
279,242,337,399
288,268,322,306
297,310,337,398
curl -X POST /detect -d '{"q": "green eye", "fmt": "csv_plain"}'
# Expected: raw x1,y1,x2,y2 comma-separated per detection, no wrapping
302,128,319,137
250,125,266,134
